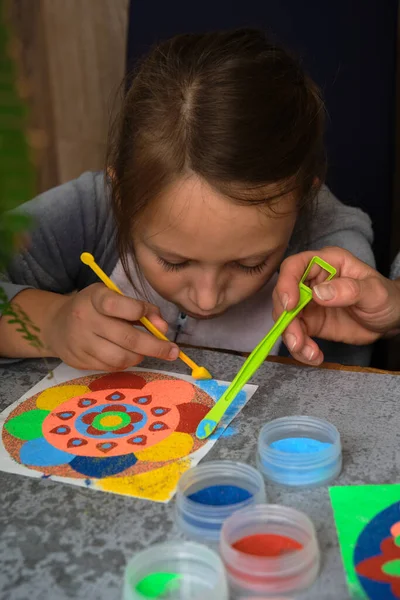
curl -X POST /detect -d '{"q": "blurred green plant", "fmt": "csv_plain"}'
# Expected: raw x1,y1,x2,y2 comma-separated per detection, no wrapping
0,0,45,354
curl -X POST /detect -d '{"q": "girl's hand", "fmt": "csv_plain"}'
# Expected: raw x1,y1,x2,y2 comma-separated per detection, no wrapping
44,283,179,371
273,247,400,365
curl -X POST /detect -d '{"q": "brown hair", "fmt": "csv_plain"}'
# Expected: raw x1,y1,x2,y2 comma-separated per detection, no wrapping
107,28,326,284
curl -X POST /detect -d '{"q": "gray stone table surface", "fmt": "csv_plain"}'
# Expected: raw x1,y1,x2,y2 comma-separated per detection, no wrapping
0,350,399,600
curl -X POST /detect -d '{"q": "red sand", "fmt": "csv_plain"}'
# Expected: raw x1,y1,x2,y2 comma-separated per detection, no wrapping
232,533,303,557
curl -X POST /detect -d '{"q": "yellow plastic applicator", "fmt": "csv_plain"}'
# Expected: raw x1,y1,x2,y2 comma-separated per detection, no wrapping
80,252,212,380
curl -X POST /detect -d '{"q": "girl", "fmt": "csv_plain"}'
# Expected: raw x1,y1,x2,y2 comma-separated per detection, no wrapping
0,29,374,369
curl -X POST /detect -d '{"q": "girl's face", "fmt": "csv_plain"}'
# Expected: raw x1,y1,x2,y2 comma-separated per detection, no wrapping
134,176,297,319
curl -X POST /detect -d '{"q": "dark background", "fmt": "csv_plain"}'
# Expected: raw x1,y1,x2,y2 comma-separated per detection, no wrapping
126,0,398,276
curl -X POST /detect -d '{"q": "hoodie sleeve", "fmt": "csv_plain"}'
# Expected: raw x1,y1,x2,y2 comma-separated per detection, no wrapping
1,171,118,308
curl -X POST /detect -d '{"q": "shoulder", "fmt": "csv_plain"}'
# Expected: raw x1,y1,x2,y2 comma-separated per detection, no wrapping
288,185,374,266
20,171,109,217
311,185,373,238
391,252,400,279
18,171,115,254
6,172,118,290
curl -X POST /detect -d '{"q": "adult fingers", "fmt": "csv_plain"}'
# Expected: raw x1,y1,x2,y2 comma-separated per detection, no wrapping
291,343,324,366
282,319,323,365
276,251,327,311
275,247,359,312
282,319,305,353
313,276,389,312
290,338,323,365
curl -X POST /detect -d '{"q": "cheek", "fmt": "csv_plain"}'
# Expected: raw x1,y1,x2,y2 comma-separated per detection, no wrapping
227,272,271,300
226,254,284,301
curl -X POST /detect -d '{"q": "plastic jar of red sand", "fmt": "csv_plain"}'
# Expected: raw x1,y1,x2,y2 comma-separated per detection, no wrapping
220,504,320,597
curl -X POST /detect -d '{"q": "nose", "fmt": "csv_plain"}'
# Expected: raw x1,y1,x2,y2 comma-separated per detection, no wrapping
189,270,225,312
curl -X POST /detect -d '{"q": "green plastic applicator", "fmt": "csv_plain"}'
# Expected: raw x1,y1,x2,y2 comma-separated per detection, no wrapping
196,256,336,440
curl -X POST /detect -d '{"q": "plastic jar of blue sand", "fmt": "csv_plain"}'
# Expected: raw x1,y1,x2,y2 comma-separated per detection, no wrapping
123,541,229,600
257,415,342,488
220,504,320,598
175,460,266,543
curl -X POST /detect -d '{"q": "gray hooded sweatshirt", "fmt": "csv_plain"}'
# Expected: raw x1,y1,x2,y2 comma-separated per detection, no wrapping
0,172,375,366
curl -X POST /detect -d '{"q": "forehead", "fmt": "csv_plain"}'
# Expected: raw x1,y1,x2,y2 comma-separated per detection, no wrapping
140,176,297,259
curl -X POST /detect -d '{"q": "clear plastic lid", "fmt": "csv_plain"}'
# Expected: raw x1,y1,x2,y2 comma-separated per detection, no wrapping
123,541,229,600
175,460,266,543
257,415,342,488
220,504,320,597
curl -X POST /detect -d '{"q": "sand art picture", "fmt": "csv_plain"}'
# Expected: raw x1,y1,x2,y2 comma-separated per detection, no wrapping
330,484,400,599
0,364,257,502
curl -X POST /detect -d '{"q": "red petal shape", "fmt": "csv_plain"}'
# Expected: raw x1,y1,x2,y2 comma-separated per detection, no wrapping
67,438,88,448
127,435,147,446
96,442,118,454
132,395,152,406
151,406,171,417
55,411,75,420
149,421,168,432
81,411,99,425
356,537,400,586
115,424,134,435
101,404,127,413
176,402,210,433
89,372,146,391
129,412,144,424
86,425,106,436
356,555,388,582
392,581,400,597
50,425,71,435
105,391,126,401
77,397,97,408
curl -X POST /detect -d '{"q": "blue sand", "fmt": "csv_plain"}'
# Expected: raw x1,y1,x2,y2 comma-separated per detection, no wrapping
188,485,252,506
20,438,74,467
270,437,332,453
196,418,217,438
196,380,247,440
70,453,137,478
221,425,238,438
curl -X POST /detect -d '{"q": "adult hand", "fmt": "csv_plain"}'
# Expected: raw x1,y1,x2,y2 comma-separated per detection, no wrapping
273,247,400,365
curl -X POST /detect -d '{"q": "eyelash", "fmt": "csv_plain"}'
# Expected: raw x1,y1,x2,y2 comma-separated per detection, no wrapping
156,257,268,275
157,257,189,272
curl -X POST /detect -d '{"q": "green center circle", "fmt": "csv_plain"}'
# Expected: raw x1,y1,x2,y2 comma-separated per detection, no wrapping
92,411,131,431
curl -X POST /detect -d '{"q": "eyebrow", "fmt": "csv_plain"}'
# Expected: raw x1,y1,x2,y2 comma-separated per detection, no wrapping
148,243,272,263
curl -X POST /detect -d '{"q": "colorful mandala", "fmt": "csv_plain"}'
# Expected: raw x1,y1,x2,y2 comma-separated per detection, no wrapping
355,502,400,599
2,371,214,483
